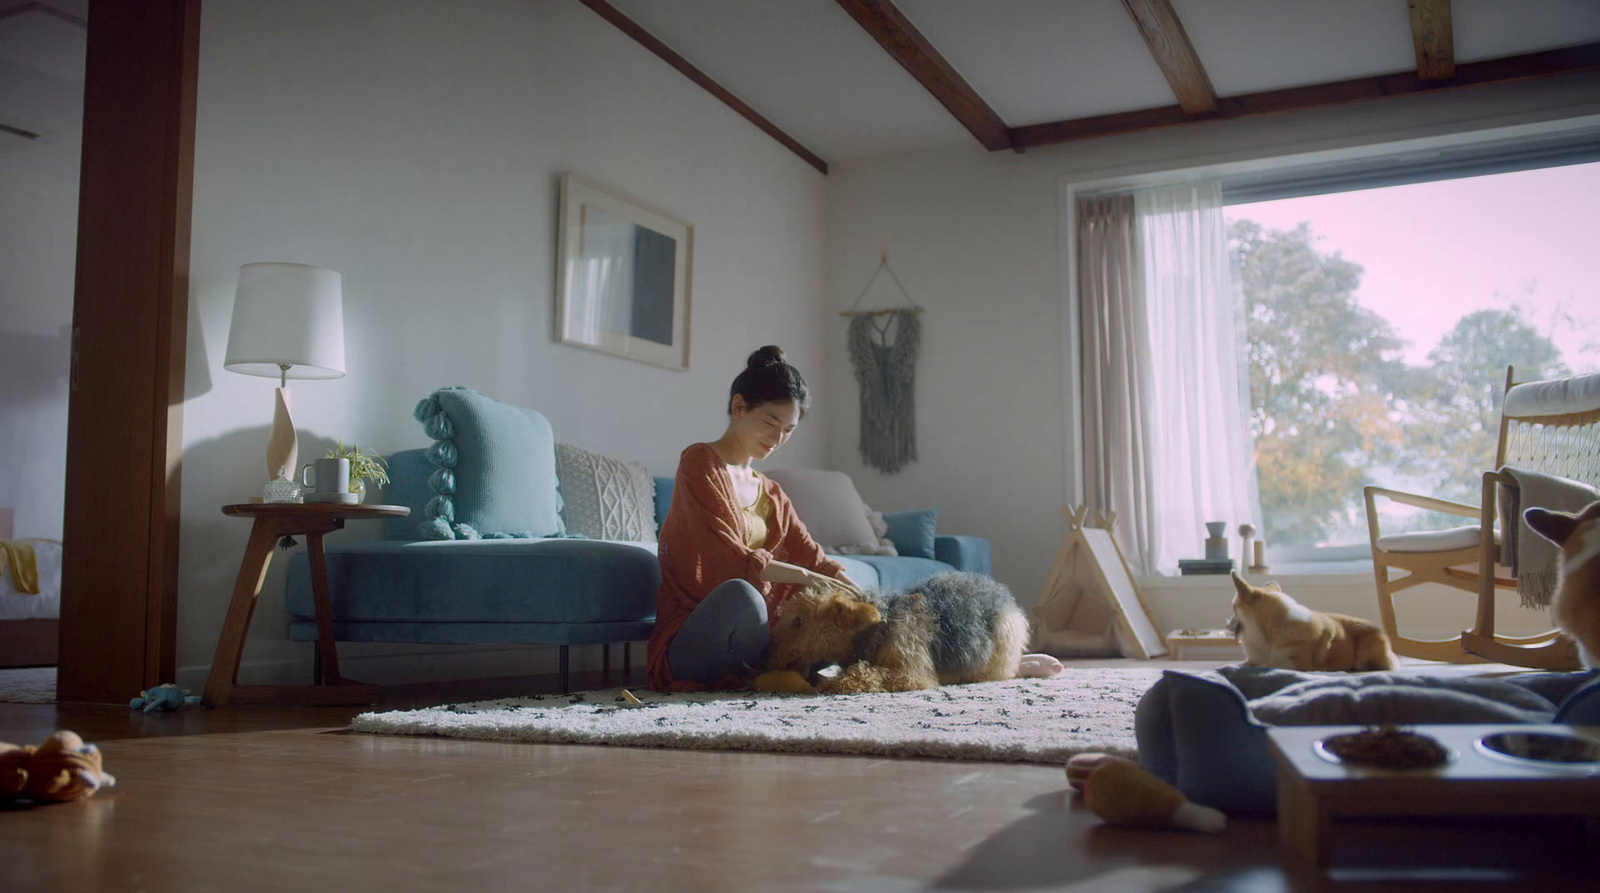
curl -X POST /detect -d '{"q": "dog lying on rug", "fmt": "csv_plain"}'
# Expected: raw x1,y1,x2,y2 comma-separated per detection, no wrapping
758,571,1033,694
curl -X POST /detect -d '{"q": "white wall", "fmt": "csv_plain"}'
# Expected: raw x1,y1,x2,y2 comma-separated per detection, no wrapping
179,0,828,687
823,71,1600,641
0,55,81,539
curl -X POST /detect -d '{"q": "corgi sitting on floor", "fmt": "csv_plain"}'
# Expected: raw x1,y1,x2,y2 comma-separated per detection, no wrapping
1228,571,1397,672
1524,501,1600,669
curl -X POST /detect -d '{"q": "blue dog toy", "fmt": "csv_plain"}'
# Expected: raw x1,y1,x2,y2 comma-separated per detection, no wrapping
129,683,201,712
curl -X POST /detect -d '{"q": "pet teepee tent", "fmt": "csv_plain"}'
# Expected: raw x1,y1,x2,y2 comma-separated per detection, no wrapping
1031,506,1168,659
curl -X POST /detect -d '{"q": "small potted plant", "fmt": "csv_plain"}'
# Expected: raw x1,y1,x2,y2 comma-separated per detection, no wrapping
326,441,389,503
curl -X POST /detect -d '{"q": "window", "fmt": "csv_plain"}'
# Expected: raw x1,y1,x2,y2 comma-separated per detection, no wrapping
1226,161,1600,556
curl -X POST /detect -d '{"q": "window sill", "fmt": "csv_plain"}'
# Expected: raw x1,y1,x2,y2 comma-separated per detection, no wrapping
1139,559,1373,588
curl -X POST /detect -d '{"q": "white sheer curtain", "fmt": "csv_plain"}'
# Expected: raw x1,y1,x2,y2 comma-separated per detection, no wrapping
1134,182,1258,573
1077,183,1258,575
1078,195,1160,573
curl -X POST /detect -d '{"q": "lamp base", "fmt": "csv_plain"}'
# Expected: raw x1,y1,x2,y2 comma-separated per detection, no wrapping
266,386,298,481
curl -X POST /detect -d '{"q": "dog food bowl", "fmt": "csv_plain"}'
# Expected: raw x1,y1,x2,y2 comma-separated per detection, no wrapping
1313,729,1454,770
1475,731,1600,771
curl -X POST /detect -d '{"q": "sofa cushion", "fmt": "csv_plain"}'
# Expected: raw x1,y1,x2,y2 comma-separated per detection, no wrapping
288,618,658,647
883,508,939,559
764,469,892,554
838,555,954,593
556,443,656,542
413,387,563,540
380,449,435,540
285,539,658,625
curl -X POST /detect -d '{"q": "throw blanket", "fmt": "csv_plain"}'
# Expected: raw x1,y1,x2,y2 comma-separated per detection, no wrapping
0,540,40,595
1498,466,1600,608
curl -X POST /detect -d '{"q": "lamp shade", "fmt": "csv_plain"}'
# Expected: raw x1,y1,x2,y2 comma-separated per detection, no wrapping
224,262,346,379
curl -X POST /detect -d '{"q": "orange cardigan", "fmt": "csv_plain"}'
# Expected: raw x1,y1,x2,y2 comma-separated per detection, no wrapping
647,443,846,692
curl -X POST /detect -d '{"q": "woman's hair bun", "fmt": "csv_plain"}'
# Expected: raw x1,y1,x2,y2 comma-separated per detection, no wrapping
747,345,787,369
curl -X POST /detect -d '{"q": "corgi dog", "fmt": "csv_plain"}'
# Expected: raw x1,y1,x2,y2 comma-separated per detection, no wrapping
1229,571,1397,672
1524,501,1600,669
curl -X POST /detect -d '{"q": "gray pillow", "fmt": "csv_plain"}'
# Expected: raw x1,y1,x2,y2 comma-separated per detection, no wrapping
556,443,656,543
413,387,563,540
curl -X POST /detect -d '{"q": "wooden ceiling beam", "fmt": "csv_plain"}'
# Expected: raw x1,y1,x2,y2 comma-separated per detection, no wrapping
834,0,1012,151
1011,42,1600,150
1121,0,1217,114
575,0,828,174
1408,0,1455,81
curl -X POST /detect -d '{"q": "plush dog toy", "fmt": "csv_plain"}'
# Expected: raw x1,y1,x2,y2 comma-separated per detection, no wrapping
0,731,116,804
1065,753,1225,834
763,572,1031,694
130,683,201,712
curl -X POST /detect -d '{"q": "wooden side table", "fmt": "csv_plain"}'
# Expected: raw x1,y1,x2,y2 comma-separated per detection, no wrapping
202,503,409,707
1266,724,1600,867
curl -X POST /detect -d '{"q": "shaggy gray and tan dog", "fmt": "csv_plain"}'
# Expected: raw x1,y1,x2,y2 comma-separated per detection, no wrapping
764,571,1030,694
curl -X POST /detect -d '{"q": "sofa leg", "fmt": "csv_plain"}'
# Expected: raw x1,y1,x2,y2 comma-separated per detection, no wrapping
560,645,570,694
624,642,631,674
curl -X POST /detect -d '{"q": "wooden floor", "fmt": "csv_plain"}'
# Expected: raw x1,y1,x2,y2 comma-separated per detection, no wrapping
2,663,1597,892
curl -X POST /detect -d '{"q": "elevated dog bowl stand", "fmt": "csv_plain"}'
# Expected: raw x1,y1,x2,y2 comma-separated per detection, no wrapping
1266,724,1600,868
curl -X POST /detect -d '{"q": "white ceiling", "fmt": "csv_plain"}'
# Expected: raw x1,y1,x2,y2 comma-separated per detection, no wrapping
0,1,86,149
605,0,1600,163
2,1,1597,163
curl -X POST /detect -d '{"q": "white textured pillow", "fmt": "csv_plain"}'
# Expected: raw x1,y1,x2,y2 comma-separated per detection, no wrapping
764,469,894,555
555,443,657,543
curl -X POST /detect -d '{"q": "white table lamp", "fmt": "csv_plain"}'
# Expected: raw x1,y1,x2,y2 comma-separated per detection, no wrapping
224,263,346,484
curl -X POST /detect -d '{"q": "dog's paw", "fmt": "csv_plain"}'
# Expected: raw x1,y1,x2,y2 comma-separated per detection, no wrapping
1018,653,1064,678
754,670,816,695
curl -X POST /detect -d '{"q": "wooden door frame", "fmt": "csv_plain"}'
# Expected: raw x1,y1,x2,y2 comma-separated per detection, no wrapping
57,0,200,703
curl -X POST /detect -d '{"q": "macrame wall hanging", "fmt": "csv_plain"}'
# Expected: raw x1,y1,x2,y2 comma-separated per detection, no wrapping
842,251,922,475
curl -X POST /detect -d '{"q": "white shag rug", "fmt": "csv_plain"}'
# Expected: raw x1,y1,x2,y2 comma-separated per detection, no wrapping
0,667,56,703
353,667,1165,764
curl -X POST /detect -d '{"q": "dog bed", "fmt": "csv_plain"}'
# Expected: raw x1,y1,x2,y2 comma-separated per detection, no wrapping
1135,666,1600,814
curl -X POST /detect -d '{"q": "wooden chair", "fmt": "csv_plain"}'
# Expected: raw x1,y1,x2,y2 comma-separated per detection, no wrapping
1365,366,1600,668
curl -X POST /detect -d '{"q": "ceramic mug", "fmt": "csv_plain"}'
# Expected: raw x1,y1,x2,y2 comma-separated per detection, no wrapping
299,457,350,495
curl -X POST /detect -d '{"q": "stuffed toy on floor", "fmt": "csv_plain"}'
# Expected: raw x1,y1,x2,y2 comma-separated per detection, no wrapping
0,731,116,805
130,682,201,712
1065,752,1225,834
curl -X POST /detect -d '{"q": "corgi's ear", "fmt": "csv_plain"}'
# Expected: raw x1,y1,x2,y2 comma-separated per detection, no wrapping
1231,571,1252,598
1263,581,1282,592
1525,507,1579,547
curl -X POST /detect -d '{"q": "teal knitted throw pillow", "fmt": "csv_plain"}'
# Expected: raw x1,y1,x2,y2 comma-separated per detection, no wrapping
413,387,564,540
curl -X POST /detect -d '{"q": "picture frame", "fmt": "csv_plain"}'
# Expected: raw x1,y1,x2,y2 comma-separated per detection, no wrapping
556,174,694,371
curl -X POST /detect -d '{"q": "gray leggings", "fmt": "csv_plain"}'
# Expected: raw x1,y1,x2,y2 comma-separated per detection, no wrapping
668,579,770,684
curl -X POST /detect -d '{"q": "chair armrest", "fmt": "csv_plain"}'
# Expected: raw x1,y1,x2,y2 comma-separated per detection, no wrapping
935,535,991,576
1364,485,1483,550
1362,485,1480,519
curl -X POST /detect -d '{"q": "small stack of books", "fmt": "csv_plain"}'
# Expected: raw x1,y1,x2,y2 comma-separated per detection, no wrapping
1178,558,1235,575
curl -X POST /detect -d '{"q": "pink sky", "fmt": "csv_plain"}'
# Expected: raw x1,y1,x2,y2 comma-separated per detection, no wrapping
1228,161,1600,373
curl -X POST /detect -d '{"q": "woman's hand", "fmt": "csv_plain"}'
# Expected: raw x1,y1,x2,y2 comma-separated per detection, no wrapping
761,561,862,596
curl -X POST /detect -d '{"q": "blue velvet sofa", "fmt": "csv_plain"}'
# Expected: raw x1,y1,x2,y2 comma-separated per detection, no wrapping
285,448,992,691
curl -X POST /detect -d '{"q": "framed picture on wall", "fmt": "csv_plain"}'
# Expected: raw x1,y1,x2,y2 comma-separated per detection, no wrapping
556,174,694,371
